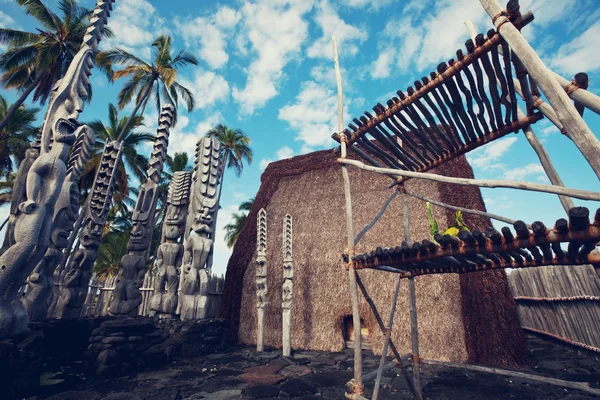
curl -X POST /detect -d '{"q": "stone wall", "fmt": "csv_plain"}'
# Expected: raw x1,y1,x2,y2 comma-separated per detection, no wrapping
84,317,228,377
1,317,228,398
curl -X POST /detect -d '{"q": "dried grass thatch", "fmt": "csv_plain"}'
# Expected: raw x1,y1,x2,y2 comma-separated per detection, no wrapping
221,149,526,368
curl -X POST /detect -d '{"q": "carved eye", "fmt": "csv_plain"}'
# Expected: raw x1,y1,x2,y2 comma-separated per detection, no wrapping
64,99,74,114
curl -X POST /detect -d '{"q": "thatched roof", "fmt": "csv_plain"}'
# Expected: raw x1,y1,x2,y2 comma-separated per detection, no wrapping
221,149,526,368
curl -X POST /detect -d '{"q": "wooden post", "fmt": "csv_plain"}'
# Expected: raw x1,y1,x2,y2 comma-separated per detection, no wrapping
256,208,268,352
372,274,403,400
404,197,423,400
339,158,600,201
464,19,575,214
333,35,363,396
479,0,600,180
572,73,589,117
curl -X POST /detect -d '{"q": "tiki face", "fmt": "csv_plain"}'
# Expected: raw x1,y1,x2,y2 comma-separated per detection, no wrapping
129,182,158,251
80,221,102,250
39,49,92,154
192,202,215,235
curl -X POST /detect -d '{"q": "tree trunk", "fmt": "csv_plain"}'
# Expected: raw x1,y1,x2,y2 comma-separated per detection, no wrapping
116,80,155,143
0,75,43,132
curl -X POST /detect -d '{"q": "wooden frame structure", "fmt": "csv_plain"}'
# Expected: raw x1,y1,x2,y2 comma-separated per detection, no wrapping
332,1,600,399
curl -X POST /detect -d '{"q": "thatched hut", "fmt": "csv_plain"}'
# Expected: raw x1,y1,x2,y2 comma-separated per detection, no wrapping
221,149,527,368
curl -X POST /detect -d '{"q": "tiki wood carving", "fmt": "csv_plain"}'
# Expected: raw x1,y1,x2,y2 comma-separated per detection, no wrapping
282,214,293,356
23,127,95,321
52,140,122,319
0,133,41,256
256,208,267,352
0,0,113,338
110,105,174,316
179,138,223,321
149,171,191,318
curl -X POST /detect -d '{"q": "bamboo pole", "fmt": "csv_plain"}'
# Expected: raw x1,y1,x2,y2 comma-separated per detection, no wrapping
372,273,402,400
333,35,363,396
355,189,398,245
339,158,600,201
404,197,423,400
354,274,415,393
405,190,525,227
479,0,600,180
464,19,575,213
423,359,600,396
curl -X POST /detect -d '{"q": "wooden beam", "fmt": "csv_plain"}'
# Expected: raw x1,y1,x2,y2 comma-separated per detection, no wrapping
479,0,600,180
333,34,363,396
339,158,600,201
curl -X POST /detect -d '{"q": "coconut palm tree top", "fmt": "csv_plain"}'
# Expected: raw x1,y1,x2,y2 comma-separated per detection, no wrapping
96,34,198,129
206,124,253,177
0,95,39,178
83,103,155,206
0,0,112,104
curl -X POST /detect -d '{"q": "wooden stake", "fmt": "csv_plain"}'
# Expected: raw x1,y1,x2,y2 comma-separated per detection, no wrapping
405,191,526,227
333,34,363,395
339,158,600,201
464,19,575,214
423,359,600,396
479,0,600,180
372,273,403,399
355,189,398,245
404,197,423,400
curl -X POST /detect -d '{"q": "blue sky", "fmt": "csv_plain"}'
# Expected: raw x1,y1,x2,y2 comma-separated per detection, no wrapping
1,0,600,275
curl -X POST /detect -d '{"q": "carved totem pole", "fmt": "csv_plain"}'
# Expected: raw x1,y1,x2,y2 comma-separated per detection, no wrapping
0,133,41,255
149,171,192,318
179,138,223,321
23,128,95,321
53,140,122,319
0,0,114,338
256,208,268,352
110,105,175,316
282,214,293,356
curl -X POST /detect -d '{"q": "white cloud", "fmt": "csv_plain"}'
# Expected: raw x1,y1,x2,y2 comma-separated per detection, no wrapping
0,10,17,28
181,70,230,110
467,137,518,171
307,0,368,60
340,0,396,10
276,146,294,160
540,126,559,137
177,6,240,69
259,159,272,170
550,20,600,75
100,0,169,58
212,204,240,276
370,0,488,77
278,81,338,148
502,163,545,180
232,0,313,115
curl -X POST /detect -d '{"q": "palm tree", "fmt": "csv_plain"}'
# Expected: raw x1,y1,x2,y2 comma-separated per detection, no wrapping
96,34,198,141
84,103,155,204
224,197,255,249
0,95,39,178
166,151,191,175
0,0,112,131
205,124,253,179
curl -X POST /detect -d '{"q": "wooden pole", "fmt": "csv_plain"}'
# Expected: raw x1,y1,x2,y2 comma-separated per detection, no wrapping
405,197,423,400
372,274,402,400
464,19,575,214
406,190,531,228
422,359,600,396
333,35,363,396
339,158,600,201
355,189,398,245
479,0,600,180
355,274,415,393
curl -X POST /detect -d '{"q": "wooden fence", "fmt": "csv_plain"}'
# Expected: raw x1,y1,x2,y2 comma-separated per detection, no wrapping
508,265,600,354
81,271,225,318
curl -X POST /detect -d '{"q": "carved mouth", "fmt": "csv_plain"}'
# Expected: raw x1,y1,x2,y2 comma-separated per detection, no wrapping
54,118,80,144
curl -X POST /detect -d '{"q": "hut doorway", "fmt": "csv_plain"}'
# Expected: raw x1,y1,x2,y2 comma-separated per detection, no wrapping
342,315,371,349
